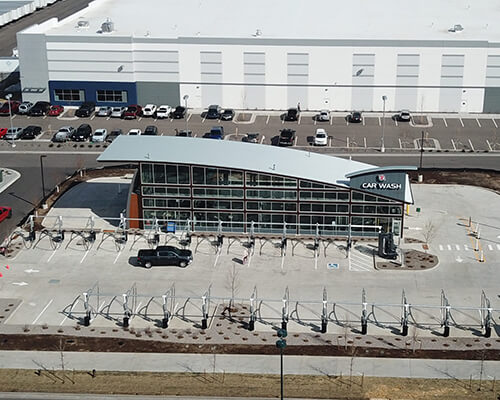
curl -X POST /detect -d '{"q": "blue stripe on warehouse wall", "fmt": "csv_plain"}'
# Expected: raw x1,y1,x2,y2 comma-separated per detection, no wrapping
48,81,137,106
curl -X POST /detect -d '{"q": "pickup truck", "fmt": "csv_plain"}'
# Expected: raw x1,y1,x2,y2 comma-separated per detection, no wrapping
137,245,193,268
205,126,224,139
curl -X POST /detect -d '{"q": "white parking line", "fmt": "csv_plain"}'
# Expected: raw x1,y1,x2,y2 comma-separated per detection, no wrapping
281,255,285,271
486,139,493,151
313,119,317,126
328,137,332,147
113,250,122,264
394,119,398,127
3,299,23,324
488,244,493,251
43,115,47,120
455,244,460,251
493,118,498,129
451,139,456,150
439,245,444,251
91,115,96,121
497,244,500,250
476,118,481,128
214,248,221,268
47,248,58,263
314,255,318,270
187,113,192,122
266,115,270,124
398,138,402,149
362,117,365,126
106,117,110,121
32,299,53,325
363,137,367,148
298,114,302,124
202,116,206,123
464,244,469,251
80,248,90,264
459,118,464,128
135,301,142,316
247,254,252,268
378,117,381,126
293,136,298,146
443,117,447,127
468,139,475,151
329,116,333,125
260,135,265,144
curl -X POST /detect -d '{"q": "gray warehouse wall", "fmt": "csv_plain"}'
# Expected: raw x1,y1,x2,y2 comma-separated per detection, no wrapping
136,82,180,106
483,87,500,113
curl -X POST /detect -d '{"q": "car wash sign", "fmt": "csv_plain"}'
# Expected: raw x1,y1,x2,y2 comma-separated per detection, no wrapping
361,174,402,190
348,170,409,202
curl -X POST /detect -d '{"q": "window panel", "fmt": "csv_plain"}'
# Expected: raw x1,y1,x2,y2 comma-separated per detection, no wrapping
153,164,166,184
166,165,177,184
193,167,205,184
178,166,190,184
206,168,217,185
141,163,153,183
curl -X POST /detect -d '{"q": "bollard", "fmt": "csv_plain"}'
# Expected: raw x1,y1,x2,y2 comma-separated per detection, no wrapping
217,235,223,246
321,319,327,334
361,320,367,335
162,317,169,329
281,321,287,331
154,233,160,244
443,326,450,337
479,250,484,263
83,315,90,327
401,323,408,337
28,231,35,242
248,319,255,331
89,231,96,243
123,317,129,328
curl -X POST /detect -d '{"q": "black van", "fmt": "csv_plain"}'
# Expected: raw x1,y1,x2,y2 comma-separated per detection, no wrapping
71,124,92,141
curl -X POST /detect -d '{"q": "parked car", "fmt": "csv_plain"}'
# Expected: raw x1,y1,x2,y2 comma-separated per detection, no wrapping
17,101,33,115
0,206,12,223
3,127,23,140
70,124,92,141
123,104,142,119
221,109,235,121
347,111,362,123
128,129,142,136
97,106,112,117
313,128,328,146
395,109,411,122
52,126,75,142
137,245,193,268
0,100,20,115
0,128,7,139
315,110,330,122
243,132,260,143
142,104,157,117
75,101,95,118
278,128,296,146
206,104,221,119
110,107,126,118
20,125,42,140
28,101,51,116
91,128,107,142
284,108,299,122
156,105,172,119
106,129,123,143
205,126,224,139
171,105,186,119
143,125,158,136
48,105,64,116
176,130,192,137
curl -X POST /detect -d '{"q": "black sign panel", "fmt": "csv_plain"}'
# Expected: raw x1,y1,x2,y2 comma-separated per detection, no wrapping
349,171,407,202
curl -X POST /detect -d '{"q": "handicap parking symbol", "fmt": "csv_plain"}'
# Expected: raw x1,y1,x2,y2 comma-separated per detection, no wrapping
327,263,339,270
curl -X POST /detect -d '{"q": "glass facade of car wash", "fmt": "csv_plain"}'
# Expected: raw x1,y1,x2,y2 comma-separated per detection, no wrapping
137,162,405,237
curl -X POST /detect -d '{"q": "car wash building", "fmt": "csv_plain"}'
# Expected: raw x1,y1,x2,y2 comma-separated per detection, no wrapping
97,136,416,237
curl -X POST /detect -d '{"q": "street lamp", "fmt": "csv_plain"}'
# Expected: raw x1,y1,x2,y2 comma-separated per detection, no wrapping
5,94,15,148
183,94,189,135
40,155,47,208
381,95,387,153
276,328,287,400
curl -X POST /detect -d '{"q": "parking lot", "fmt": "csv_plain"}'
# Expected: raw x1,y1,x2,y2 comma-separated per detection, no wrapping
0,179,499,338
1,108,500,152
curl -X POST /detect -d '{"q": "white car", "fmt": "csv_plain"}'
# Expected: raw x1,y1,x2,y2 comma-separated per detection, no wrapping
92,128,107,142
397,109,411,122
156,105,172,119
96,106,112,117
314,128,328,146
128,129,142,136
142,104,157,117
316,110,330,122
110,106,126,118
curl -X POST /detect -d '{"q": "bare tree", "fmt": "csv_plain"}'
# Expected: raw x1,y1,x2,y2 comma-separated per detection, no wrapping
225,263,241,312
421,219,438,246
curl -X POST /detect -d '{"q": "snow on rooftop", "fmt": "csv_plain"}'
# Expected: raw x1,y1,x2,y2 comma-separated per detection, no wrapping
37,0,500,43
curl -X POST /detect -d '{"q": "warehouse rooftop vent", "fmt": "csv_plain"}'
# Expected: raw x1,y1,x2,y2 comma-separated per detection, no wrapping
76,19,89,29
448,24,464,33
101,18,115,33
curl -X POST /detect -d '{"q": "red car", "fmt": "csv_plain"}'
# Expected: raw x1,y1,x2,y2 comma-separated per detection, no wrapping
0,207,12,223
48,105,64,116
123,104,142,119
0,128,7,139
0,101,20,116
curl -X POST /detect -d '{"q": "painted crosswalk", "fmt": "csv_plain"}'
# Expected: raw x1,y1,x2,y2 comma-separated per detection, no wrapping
436,243,500,251
349,251,373,272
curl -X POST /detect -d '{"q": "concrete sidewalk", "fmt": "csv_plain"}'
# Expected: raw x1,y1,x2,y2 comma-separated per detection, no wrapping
0,168,20,194
0,351,498,380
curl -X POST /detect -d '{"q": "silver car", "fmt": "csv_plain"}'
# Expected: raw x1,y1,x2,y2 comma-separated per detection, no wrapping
17,102,33,115
97,106,112,117
52,126,75,142
110,107,126,118
3,127,23,140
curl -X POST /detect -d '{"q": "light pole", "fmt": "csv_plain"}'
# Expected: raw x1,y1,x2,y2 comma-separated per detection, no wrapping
276,328,287,400
381,95,387,153
5,94,15,148
40,155,47,208
183,94,189,135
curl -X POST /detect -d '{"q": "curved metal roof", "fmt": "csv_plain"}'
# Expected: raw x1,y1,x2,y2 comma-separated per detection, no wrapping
345,165,418,178
97,136,374,187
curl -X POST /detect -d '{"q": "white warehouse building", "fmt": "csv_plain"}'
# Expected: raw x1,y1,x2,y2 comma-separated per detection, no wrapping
16,0,500,113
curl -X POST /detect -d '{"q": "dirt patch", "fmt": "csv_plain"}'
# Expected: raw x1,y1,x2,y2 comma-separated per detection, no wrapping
411,169,500,193
0,369,497,400
376,249,438,271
